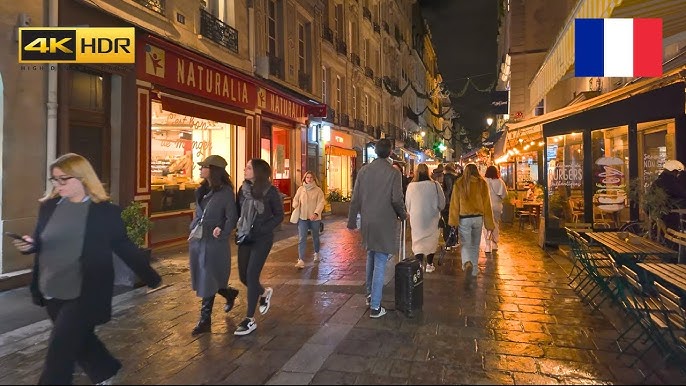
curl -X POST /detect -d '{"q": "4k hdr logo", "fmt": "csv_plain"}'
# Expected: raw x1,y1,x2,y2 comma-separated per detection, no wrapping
18,27,135,63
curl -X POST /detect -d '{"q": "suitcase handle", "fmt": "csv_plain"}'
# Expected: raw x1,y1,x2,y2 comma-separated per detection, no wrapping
399,219,406,262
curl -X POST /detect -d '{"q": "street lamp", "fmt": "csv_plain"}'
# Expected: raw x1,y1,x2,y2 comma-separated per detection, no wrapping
486,117,494,126
420,131,426,137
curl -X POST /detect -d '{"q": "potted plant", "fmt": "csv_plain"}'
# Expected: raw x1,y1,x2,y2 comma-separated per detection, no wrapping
627,178,673,239
326,188,351,216
115,201,154,287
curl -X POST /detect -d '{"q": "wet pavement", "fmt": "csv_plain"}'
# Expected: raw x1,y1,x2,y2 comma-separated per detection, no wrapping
0,217,685,384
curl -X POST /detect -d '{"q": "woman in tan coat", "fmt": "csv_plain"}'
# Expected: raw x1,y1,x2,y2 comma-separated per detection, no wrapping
448,163,495,279
292,171,326,269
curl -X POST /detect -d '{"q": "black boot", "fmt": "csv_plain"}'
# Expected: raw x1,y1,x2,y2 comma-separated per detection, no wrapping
191,296,214,335
217,287,240,312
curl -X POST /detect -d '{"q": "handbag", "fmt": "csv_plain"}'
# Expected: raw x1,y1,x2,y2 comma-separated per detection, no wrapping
235,226,254,245
188,196,211,241
290,207,300,224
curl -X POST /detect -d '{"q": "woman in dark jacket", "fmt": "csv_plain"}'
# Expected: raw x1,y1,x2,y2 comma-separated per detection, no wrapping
234,158,284,336
188,155,240,335
11,153,161,385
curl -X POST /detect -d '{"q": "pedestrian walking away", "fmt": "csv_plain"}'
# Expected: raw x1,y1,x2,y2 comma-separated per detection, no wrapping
188,155,240,336
448,163,495,280
291,170,326,269
10,153,161,385
347,138,407,318
234,158,284,335
441,163,460,248
405,163,446,273
481,165,507,253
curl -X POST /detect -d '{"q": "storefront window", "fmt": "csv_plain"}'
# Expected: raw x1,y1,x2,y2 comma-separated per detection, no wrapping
150,100,237,214
546,133,584,228
591,126,629,229
271,126,291,196
327,152,353,197
637,119,676,221
499,162,515,190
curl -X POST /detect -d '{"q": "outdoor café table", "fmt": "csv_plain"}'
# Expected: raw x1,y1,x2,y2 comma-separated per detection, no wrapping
636,262,686,302
586,232,678,266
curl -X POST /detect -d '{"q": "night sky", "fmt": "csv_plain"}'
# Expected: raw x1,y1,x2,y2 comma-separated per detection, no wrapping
419,0,499,143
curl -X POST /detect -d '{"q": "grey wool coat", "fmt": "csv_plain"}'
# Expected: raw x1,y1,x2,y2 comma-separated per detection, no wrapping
347,158,407,254
189,184,238,298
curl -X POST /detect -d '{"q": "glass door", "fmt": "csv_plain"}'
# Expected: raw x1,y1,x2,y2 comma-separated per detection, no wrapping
545,133,584,240
591,126,629,229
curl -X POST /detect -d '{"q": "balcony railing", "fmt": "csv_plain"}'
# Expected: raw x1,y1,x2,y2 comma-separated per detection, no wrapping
200,8,238,54
298,71,311,93
335,37,347,56
364,67,374,79
365,125,375,136
327,107,336,122
375,125,383,139
350,53,361,67
382,21,389,34
363,7,372,21
322,25,334,44
339,113,350,127
373,22,380,34
133,0,165,14
354,119,365,131
268,54,283,78
374,76,382,88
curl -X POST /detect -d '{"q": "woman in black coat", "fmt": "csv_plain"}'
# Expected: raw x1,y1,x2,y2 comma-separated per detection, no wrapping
11,153,161,385
233,158,284,336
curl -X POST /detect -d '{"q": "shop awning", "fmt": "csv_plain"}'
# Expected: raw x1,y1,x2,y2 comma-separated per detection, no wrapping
326,145,357,157
527,0,686,112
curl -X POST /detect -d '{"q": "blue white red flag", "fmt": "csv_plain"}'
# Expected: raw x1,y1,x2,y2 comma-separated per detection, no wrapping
575,18,662,77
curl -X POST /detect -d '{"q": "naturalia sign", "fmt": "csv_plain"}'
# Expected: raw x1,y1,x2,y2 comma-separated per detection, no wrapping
575,18,662,77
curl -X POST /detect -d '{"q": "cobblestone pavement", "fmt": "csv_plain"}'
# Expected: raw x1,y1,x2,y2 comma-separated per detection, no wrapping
0,218,684,385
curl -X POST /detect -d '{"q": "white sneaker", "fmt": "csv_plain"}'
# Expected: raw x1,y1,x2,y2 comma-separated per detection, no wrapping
425,263,435,273
313,252,320,262
234,317,257,336
295,259,305,269
259,287,273,315
365,294,371,306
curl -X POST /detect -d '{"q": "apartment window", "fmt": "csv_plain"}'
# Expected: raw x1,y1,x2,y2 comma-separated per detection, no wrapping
372,100,377,125
364,94,369,124
352,85,357,119
298,22,306,72
322,66,328,103
336,75,342,113
208,0,236,26
267,0,278,56
335,4,344,37
534,100,544,116
363,39,369,68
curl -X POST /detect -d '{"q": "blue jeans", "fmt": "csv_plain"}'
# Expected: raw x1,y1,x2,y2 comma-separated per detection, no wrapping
297,219,321,260
366,250,389,310
459,216,483,275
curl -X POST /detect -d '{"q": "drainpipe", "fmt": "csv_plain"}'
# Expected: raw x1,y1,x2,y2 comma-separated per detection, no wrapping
46,1,58,193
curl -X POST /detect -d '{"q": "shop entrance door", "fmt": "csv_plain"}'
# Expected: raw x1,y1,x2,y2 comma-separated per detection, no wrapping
545,133,584,242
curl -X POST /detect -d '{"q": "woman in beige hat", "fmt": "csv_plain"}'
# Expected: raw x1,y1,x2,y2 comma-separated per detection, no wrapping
188,155,240,335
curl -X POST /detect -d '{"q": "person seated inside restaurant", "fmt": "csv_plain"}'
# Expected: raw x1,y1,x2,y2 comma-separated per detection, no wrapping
524,181,540,201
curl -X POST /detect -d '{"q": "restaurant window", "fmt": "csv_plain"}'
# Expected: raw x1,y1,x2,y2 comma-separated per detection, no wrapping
591,126,629,229
150,100,239,214
546,132,584,228
637,119,676,221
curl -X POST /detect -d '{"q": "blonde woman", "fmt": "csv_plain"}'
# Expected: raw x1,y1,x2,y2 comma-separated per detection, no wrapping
10,153,161,385
292,171,326,268
448,163,495,280
405,163,445,273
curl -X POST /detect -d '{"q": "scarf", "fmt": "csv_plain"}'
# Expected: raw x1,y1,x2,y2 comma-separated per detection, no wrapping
303,182,316,191
236,180,267,238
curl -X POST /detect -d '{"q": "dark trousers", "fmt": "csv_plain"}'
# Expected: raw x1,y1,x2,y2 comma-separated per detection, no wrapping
237,234,274,318
39,298,121,385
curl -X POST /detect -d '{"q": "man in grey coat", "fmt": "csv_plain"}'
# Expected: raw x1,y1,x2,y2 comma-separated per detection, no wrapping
347,139,407,318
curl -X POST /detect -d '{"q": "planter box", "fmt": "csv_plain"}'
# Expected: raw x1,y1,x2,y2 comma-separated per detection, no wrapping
330,201,351,216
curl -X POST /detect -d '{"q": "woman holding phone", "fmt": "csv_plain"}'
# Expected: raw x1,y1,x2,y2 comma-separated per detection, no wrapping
11,153,161,385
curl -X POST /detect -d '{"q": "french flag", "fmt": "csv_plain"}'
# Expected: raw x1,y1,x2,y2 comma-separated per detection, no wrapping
575,18,663,77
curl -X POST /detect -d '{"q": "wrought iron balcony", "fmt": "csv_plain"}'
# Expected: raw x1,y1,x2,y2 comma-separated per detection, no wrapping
374,76,382,88
322,25,334,44
363,7,372,21
339,113,350,127
373,22,380,34
375,125,383,139
298,71,311,93
364,67,374,79
335,37,347,56
133,0,165,14
382,21,389,34
268,54,283,78
200,8,238,54
353,119,365,131
366,125,375,136
327,107,336,122
350,53,361,67
384,76,399,91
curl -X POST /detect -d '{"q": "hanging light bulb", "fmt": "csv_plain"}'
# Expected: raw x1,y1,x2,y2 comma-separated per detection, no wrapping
530,141,535,146
538,141,544,146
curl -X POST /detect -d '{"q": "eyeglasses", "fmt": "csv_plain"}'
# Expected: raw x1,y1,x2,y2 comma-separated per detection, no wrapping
49,176,75,186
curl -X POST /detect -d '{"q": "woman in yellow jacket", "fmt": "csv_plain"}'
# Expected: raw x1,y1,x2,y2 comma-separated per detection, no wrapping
448,163,495,279
292,171,326,269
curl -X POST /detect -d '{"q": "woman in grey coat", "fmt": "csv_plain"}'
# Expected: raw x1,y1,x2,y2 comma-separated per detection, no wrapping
189,155,239,335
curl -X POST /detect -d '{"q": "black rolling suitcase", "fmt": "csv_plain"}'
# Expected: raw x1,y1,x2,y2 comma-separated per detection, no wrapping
395,220,423,318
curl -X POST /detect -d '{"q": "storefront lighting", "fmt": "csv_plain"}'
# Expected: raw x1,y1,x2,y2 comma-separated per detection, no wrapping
507,150,514,156
420,131,426,137
518,138,523,143
538,141,544,146
513,148,520,154
530,141,535,146
322,125,331,142
553,137,559,143
523,145,530,150
486,117,494,126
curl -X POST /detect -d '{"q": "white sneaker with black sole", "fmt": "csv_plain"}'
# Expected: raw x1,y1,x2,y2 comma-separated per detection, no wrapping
365,294,371,306
234,317,256,336
259,287,273,315
369,306,387,318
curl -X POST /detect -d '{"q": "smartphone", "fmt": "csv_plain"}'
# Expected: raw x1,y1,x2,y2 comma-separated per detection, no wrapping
4,232,33,244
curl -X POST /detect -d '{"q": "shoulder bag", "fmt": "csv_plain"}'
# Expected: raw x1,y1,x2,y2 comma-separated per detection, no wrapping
188,196,212,241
